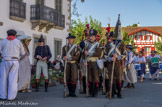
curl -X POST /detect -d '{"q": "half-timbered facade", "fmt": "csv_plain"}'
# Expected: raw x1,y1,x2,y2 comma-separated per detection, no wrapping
103,26,162,57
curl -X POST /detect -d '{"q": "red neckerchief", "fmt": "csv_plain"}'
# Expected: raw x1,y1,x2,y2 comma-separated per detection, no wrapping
151,54,155,57
139,55,143,58
7,35,16,40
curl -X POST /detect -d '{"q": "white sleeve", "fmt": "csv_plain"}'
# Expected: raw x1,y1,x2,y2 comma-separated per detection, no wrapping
128,52,133,63
147,55,151,60
0,41,4,53
143,56,146,62
19,42,25,56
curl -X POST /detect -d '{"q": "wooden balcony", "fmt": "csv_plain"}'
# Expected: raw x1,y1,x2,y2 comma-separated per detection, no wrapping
10,0,26,22
31,5,65,32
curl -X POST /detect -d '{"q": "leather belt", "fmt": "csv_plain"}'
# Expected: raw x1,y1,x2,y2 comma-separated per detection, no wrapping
68,61,76,63
87,57,98,62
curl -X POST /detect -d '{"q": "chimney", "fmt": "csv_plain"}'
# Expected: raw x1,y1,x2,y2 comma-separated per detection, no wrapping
137,22,140,27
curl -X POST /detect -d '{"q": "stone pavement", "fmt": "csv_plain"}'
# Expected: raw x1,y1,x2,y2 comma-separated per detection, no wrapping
1,74,162,107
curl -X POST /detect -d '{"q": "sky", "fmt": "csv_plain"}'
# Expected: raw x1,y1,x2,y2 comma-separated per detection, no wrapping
71,0,162,27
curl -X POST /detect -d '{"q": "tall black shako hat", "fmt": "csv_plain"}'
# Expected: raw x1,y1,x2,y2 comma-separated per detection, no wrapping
38,35,44,42
89,29,98,37
7,29,17,36
107,31,114,39
66,33,76,39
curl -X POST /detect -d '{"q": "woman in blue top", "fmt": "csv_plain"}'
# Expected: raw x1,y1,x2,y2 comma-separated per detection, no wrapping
136,51,146,82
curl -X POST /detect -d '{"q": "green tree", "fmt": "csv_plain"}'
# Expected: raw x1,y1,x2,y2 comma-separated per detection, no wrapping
71,19,86,44
71,16,104,44
154,35,162,56
122,29,136,52
127,24,138,27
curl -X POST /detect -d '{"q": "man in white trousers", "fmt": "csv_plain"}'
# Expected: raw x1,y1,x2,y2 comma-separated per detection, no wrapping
0,29,25,101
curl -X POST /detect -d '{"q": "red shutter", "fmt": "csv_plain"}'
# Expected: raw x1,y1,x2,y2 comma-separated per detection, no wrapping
141,35,143,40
137,47,141,53
135,35,137,40
144,36,146,40
150,36,152,40
151,47,155,51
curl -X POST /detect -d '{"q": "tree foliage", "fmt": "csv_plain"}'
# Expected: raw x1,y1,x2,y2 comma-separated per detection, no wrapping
127,24,138,27
122,29,136,52
71,16,104,44
154,35,162,56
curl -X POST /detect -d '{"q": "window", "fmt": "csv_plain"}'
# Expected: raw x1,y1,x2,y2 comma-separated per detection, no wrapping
36,0,45,5
137,35,141,40
145,47,151,56
146,36,150,40
55,0,62,13
54,39,62,59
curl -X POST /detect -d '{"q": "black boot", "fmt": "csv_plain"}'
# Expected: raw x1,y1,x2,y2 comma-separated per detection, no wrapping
82,77,86,94
131,83,135,88
36,82,39,92
99,76,103,90
71,84,77,97
67,83,72,97
45,82,48,92
94,83,98,98
89,82,93,97
112,84,116,98
105,79,109,93
121,80,124,89
117,83,122,98
124,83,131,88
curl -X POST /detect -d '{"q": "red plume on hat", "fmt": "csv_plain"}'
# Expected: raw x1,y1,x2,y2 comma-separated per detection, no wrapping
96,35,100,42
97,35,100,38
86,24,90,30
84,24,90,36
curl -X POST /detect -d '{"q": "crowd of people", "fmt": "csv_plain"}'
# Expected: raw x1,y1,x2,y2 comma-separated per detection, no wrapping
0,14,161,101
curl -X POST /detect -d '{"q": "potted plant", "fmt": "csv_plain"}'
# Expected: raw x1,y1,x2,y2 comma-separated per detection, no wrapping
31,75,36,88
59,72,64,84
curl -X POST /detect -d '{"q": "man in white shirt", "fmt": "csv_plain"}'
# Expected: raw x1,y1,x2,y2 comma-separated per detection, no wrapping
0,29,25,101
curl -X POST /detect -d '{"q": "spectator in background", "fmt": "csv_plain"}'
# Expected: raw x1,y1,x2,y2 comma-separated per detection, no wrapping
136,51,146,82
0,53,2,64
34,35,52,92
0,29,25,101
147,50,160,80
17,35,32,92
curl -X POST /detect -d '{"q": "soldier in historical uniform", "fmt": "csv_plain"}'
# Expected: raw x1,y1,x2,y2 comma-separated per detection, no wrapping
79,24,90,94
104,31,114,94
83,29,102,97
104,14,126,98
62,33,80,97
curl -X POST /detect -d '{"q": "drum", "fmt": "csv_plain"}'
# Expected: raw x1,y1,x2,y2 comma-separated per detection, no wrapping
151,57,159,67
159,63,162,70
134,64,141,71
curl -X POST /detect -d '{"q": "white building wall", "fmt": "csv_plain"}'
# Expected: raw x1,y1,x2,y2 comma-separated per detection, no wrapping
0,0,70,64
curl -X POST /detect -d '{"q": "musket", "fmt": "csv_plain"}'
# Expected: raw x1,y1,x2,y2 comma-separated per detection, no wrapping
109,39,118,99
79,36,84,94
64,40,68,98
102,39,106,95
85,41,89,97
